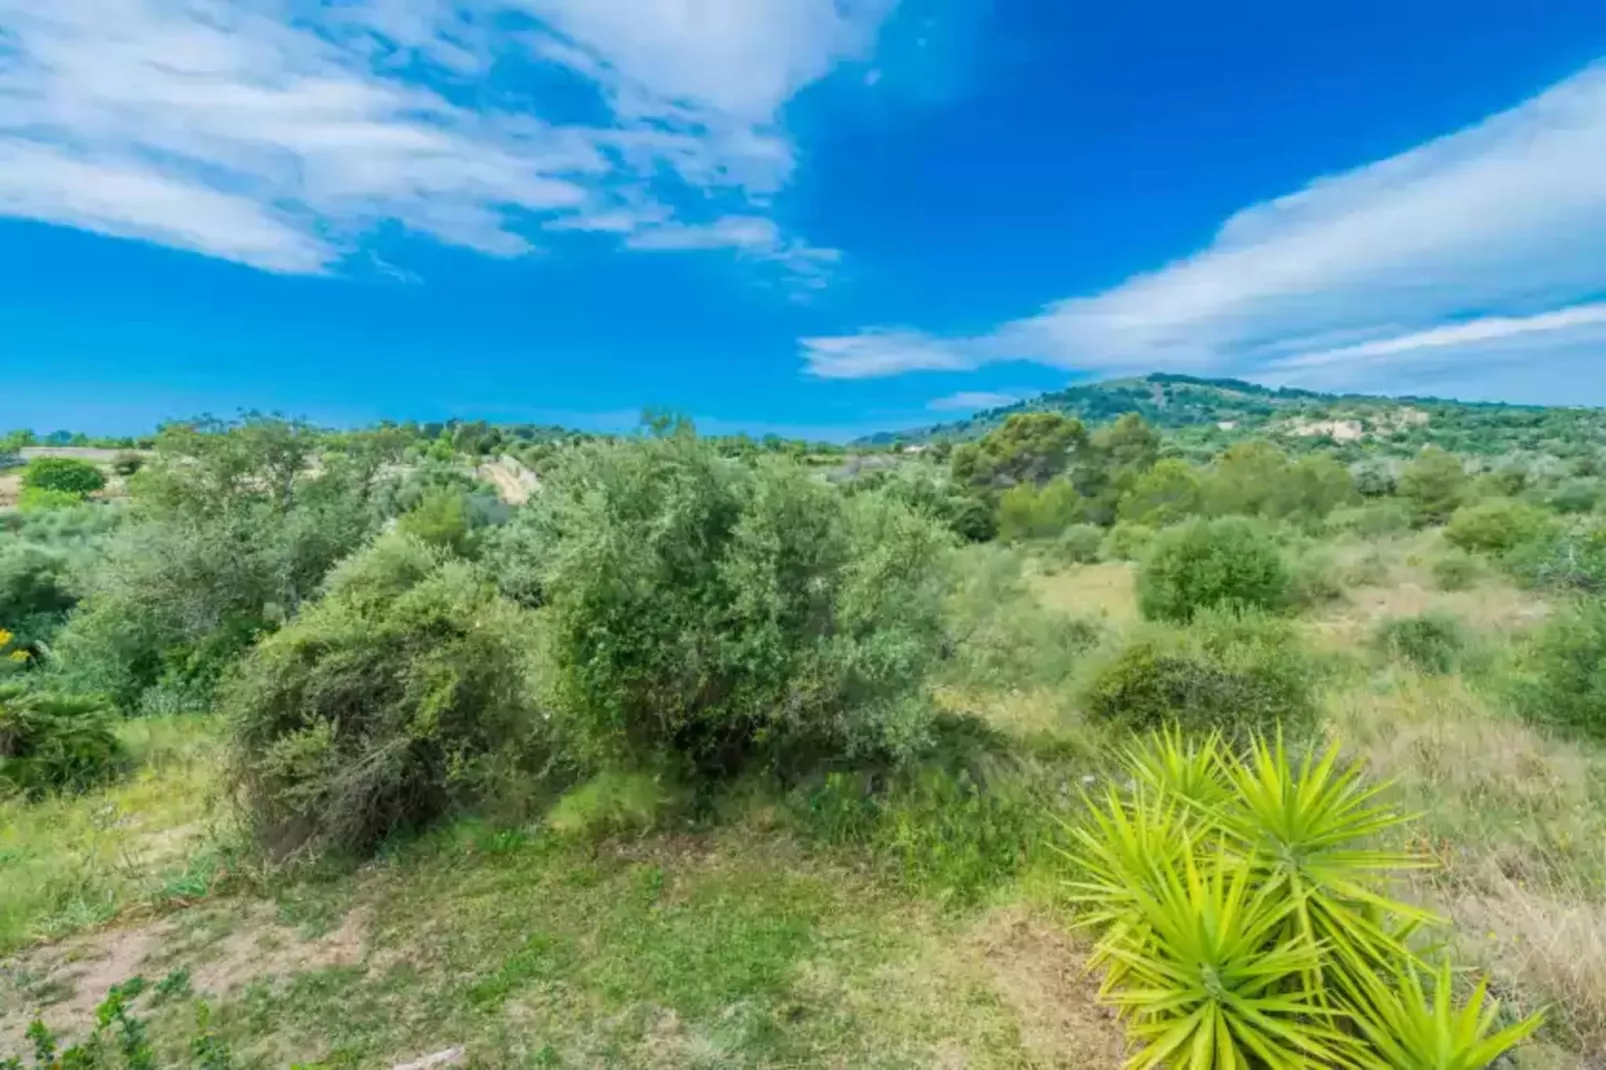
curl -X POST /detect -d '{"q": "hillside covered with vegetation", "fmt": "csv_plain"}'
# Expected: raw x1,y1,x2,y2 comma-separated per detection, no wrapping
863,373,1606,462
2,402,1605,1069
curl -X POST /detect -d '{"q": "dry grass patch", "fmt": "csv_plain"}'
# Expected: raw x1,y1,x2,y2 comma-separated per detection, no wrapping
1031,561,1140,628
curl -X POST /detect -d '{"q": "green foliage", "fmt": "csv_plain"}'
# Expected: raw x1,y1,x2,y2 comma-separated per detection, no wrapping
1444,498,1556,555
395,486,478,557
1399,447,1470,526
0,682,124,797
0,542,77,651
17,486,87,512
110,452,145,478
1075,413,1162,524
1270,453,1360,524
941,545,1101,691
1062,733,1540,1069
1118,458,1202,527
1100,521,1155,562
2,980,233,1070
1137,517,1291,623
493,432,952,777
225,533,545,858
950,412,1087,491
1082,610,1317,743
1327,501,1411,538
22,457,106,496
1286,545,1346,610
1374,613,1468,674
996,478,1082,542
1201,440,1289,518
52,417,398,713
1431,552,1479,591
1501,523,1606,593
1515,597,1606,741
1547,478,1600,515
1053,523,1105,565
861,468,996,542
546,770,684,839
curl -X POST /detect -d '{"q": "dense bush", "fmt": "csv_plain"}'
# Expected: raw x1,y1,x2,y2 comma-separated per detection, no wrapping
0,682,124,797
111,451,146,477
53,419,398,713
1502,524,1606,592
1398,446,1469,526
21,457,106,497
17,486,86,512
1082,609,1317,743
1098,521,1154,562
492,432,953,776
1117,458,1201,527
1373,612,1468,674
1444,498,1556,555
226,534,545,858
0,542,77,651
1052,523,1104,565
1136,516,1290,623
1066,732,1542,1067
996,478,1081,542
1515,597,1606,741
1286,545,1346,610
1548,478,1600,515
1326,501,1411,537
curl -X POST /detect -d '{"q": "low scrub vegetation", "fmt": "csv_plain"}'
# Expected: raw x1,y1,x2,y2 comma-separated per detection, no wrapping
1064,731,1543,1068
1082,609,1317,743
0,679,123,797
1374,612,1469,674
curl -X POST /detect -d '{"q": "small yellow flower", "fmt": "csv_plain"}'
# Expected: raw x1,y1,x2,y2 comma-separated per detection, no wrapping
6,650,28,664
0,627,12,648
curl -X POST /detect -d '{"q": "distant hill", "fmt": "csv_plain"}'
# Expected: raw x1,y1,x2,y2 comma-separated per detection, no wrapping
859,375,1606,459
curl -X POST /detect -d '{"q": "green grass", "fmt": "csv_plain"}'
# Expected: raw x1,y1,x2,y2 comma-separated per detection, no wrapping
0,715,229,955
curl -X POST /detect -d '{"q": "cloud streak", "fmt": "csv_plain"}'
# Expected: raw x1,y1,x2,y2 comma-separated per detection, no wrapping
0,0,893,279
804,61,1606,395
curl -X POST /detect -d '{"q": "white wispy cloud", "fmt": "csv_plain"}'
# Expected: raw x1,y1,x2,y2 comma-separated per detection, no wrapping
927,390,1018,412
804,61,1606,395
0,0,893,279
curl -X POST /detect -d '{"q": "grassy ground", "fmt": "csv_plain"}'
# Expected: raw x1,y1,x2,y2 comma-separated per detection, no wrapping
3,531,1604,1067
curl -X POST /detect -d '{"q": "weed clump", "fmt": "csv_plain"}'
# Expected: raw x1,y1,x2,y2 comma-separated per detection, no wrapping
1516,597,1606,742
1431,551,1479,591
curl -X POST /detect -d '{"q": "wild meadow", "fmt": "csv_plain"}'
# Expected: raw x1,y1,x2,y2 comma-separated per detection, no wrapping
2,400,1606,1068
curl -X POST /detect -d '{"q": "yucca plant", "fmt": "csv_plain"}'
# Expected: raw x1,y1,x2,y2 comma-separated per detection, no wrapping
1218,735,1437,982
1096,838,1352,1068
1336,959,1544,1070
1059,784,1197,994
1061,729,1545,1069
1125,727,1230,812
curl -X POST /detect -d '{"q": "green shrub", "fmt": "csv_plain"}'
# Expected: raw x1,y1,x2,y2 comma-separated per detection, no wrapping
1431,551,1479,591
21,457,106,496
1444,498,1556,555
17,486,85,512
492,433,952,777
1063,732,1543,1067
1398,446,1469,526
1053,523,1104,565
225,534,546,858
395,486,478,557
111,452,146,477
1117,458,1202,527
1373,612,1467,674
1548,478,1600,515
996,478,1082,542
1099,521,1154,561
941,545,1101,691
1082,609,1317,743
1515,598,1606,741
1502,524,1606,593
1136,517,1290,623
0,541,77,650
0,683,124,797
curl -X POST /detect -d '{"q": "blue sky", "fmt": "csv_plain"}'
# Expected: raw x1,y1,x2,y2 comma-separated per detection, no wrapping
2,0,1605,439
